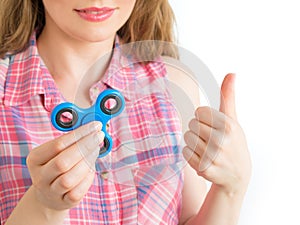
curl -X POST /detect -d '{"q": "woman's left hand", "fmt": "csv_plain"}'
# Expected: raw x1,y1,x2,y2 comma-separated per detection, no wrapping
183,73,252,196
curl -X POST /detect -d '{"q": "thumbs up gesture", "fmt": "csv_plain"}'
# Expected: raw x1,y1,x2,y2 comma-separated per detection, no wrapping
183,73,252,195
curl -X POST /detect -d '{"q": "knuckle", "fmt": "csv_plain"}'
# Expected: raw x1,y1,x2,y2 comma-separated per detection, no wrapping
224,120,236,134
59,175,73,190
66,190,83,203
213,131,224,147
53,157,70,173
198,163,212,176
224,118,239,134
26,149,40,167
53,140,67,152
225,121,232,133
26,153,34,167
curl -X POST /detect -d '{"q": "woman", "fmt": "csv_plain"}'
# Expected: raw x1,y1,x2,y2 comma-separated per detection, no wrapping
0,0,251,224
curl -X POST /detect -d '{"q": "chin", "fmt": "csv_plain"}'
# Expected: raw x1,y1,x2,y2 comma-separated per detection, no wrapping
75,31,116,43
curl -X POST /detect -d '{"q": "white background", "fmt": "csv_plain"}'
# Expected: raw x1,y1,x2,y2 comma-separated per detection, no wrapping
170,0,300,225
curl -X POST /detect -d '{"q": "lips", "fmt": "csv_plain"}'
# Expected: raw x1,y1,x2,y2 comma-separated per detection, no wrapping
75,7,115,22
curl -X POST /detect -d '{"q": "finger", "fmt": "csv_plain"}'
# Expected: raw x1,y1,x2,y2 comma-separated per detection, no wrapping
219,73,237,120
31,121,102,165
184,129,221,173
182,146,201,172
183,146,219,175
42,130,104,184
198,145,220,173
195,106,226,129
50,148,98,194
184,130,206,158
63,170,95,207
188,118,224,152
188,118,216,142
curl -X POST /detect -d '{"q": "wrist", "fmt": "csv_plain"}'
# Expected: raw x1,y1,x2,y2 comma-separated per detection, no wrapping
6,186,68,225
28,186,69,221
211,183,248,199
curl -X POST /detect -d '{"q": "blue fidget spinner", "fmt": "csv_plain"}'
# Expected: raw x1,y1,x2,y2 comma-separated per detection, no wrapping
51,89,125,157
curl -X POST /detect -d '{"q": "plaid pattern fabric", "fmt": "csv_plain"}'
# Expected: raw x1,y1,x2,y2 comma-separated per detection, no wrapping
0,34,184,224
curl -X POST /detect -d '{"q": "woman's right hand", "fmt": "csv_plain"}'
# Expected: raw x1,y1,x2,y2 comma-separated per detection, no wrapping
26,121,104,211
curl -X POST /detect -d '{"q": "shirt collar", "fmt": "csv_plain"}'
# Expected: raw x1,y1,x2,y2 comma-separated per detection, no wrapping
3,33,137,109
2,33,166,109
90,37,167,103
2,34,61,110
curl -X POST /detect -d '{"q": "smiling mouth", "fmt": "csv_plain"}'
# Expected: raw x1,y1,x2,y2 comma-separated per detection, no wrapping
74,7,116,22
74,6,115,13
75,9,113,14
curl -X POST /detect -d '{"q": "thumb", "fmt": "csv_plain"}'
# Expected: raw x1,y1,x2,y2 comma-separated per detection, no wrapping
219,73,237,120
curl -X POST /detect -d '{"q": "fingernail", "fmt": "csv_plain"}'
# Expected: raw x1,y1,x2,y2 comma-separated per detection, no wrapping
95,122,102,131
89,121,102,132
93,131,104,144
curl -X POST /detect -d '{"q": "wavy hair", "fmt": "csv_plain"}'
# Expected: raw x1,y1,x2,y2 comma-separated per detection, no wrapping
0,0,177,59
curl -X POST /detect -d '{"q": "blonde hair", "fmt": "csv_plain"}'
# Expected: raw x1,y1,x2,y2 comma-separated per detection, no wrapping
0,0,177,59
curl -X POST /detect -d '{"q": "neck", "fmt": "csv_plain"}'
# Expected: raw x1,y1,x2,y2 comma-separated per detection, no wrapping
37,25,115,81
36,25,115,106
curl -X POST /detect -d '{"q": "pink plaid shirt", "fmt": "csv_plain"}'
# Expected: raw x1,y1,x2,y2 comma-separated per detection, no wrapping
0,34,183,224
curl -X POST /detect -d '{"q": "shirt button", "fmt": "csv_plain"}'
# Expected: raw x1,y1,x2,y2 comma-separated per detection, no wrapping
100,171,109,180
